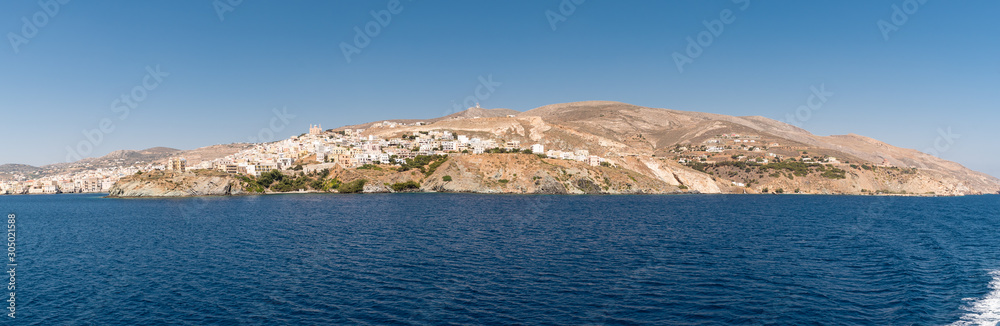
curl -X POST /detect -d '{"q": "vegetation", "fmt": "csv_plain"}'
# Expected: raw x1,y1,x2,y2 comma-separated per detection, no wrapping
397,155,448,177
442,175,452,182
820,167,847,179
236,168,339,193
761,161,818,177
356,164,383,171
390,181,420,192
337,179,367,193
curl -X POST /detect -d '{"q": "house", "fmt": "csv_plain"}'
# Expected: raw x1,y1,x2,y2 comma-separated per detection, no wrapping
167,158,186,172
531,144,544,154
588,155,601,167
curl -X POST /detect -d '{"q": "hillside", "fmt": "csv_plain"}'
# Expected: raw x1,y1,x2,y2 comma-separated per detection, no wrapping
2,144,253,180
349,101,1000,196
107,101,1000,197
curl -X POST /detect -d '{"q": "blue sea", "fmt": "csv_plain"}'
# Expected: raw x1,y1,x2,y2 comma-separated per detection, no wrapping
3,193,1000,325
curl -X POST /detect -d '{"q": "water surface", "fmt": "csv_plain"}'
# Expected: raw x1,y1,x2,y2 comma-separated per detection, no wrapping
5,193,999,325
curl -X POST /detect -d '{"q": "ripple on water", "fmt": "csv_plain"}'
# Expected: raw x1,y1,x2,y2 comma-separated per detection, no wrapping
6,193,1000,325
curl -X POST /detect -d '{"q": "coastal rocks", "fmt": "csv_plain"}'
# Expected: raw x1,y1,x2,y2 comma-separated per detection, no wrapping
108,170,245,197
362,183,391,193
414,153,681,194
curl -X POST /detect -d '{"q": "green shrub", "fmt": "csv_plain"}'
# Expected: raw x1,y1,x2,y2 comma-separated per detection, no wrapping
390,181,420,192
821,168,847,179
337,179,367,193
357,164,382,170
442,175,452,182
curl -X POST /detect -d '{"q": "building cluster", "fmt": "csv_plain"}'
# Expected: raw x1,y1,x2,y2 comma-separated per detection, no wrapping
0,165,141,195
673,134,844,167
196,126,609,177
2,124,610,195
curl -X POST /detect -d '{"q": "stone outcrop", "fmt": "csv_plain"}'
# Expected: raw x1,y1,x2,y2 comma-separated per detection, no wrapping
108,170,245,197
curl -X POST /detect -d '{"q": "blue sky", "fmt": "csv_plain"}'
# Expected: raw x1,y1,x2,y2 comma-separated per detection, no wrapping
1,1,998,177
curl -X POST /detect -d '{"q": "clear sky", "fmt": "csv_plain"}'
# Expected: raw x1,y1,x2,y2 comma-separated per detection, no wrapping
1,1,998,177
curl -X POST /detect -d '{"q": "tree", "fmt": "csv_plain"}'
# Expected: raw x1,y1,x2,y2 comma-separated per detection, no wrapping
442,175,452,182
390,181,420,192
337,179,367,193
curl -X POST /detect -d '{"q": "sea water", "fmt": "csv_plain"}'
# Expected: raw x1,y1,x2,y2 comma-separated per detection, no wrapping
3,193,999,325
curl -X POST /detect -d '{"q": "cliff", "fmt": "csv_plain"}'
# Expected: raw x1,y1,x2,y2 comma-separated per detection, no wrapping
108,170,245,197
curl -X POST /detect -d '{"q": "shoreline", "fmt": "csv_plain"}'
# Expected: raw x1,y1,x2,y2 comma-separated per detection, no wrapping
98,191,982,199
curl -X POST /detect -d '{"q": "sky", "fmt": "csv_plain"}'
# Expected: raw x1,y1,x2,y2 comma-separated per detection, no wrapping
1,1,998,176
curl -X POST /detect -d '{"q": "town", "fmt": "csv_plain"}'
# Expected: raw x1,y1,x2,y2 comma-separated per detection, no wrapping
0,123,612,195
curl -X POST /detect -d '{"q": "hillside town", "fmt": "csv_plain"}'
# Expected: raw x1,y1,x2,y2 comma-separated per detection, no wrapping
188,123,610,177
1,123,610,195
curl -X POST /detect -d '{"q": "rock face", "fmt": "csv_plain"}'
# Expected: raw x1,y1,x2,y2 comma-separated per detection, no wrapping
315,154,684,195
108,170,245,197
419,154,681,194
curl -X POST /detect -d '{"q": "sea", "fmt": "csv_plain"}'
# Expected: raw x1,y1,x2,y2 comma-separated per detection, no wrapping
2,193,999,325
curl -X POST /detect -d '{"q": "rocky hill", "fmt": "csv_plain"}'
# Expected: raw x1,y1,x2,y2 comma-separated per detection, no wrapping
108,170,246,197
3,144,253,179
0,164,41,174
108,101,1000,197
354,101,1000,196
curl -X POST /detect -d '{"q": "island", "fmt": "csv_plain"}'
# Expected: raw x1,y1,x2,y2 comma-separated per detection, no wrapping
98,101,1000,197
